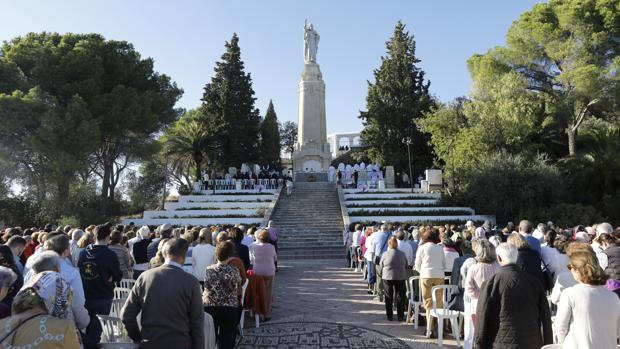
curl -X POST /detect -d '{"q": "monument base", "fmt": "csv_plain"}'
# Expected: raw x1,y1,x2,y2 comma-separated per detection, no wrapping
294,172,328,182
292,142,332,173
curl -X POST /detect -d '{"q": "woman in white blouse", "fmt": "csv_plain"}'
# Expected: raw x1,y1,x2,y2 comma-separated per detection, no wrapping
414,227,446,339
192,228,216,283
555,249,620,349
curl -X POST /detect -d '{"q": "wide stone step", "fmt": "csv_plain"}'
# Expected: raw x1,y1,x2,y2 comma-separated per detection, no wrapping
278,251,346,260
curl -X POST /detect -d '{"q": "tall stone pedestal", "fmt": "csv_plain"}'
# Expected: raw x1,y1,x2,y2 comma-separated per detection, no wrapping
292,63,332,173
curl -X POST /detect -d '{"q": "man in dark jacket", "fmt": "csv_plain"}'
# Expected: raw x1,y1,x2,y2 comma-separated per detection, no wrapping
146,224,173,261
78,222,123,349
474,243,552,349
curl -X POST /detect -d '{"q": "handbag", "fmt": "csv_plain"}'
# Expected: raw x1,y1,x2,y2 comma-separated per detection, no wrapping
541,258,554,291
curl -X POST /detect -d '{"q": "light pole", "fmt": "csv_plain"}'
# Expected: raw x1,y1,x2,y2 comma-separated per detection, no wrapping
402,137,414,193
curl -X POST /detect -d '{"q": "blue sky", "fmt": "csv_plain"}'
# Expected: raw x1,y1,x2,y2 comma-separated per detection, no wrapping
1,0,543,134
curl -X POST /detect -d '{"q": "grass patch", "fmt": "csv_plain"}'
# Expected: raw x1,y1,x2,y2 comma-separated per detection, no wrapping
345,196,437,201
348,209,473,217
175,207,242,211
154,214,263,219
346,203,440,208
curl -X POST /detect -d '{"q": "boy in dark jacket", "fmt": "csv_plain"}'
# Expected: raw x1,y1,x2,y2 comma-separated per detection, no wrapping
474,242,552,349
78,222,123,349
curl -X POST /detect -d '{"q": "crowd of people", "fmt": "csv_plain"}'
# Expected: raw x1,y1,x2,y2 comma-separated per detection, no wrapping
345,220,620,348
0,220,280,349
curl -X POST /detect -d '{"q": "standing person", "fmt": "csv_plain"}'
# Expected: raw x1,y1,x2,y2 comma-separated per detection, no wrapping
507,233,546,289
414,227,446,338
69,229,84,266
351,224,363,272
0,245,22,311
229,227,251,270
380,236,408,321
474,243,553,349
555,250,620,349
204,241,242,349
108,230,133,279
463,239,499,349
6,236,26,274
518,220,541,254
78,223,123,349
266,220,279,271
122,238,204,349
372,224,391,299
27,236,90,331
147,224,172,261
249,230,277,321
192,228,216,284
130,226,152,279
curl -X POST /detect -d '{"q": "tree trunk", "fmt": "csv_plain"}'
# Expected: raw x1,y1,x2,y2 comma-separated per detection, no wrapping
194,157,202,182
56,179,70,217
567,127,577,156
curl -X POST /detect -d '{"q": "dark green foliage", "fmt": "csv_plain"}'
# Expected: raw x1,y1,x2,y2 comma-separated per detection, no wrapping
0,32,182,220
260,100,281,166
127,156,167,212
458,151,563,223
200,33,260,168
359,21,435,176
279,121,297,157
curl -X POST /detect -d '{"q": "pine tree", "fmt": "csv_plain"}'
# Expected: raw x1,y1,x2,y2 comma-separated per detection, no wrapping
359,21,435,176
200,33,260,168
259,100,281,166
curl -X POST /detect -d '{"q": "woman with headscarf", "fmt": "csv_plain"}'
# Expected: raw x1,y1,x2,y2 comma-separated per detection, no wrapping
0,245,22,310
0,271,80,348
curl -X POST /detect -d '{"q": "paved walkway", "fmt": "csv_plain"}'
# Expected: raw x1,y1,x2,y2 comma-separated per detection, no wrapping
239,259,459,349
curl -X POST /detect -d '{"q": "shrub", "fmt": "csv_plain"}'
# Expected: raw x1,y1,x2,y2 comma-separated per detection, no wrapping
458,151,562,222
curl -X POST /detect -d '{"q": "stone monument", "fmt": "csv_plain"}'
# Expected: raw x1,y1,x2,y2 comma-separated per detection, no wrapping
292,20,332,174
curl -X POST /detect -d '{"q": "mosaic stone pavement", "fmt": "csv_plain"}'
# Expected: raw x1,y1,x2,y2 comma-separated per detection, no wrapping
238,259,458,349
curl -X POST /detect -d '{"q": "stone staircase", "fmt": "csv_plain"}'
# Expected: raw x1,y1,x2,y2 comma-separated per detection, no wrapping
271,182,345,260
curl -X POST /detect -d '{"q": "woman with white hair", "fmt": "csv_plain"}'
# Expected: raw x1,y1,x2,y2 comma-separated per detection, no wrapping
0,266,17,319
131,226,152,279
463,239,499,349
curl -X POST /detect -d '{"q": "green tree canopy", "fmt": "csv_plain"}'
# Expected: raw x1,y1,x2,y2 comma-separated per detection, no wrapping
259,100,281,166
469,0,620,155
0,32,182,214
200,33,260,169
279,121,298,157
359,21,435,175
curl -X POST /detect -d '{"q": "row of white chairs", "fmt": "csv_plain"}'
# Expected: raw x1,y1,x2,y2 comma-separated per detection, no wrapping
202,178,282,190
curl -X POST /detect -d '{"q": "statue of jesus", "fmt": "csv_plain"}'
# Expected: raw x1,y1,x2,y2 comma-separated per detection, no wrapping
304,19,319,63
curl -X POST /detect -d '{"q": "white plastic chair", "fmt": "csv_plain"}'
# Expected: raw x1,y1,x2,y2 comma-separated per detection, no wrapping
541,345,562,349
114,287,131,300
239,279,249,337
98,315,131,342
110,299,126,318
406,276,423,329
100,343,139,349
118,279,135,290
430,284,461,347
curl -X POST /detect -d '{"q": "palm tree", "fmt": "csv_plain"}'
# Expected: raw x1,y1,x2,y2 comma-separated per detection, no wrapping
163,111,212,182
579,125,620,196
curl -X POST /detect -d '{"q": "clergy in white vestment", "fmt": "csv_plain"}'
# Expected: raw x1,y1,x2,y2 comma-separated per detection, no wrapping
328,166,336,182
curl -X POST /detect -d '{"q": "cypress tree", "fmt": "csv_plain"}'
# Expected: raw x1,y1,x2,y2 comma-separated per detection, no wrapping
259,100,281,166
359,21,435,176
200,33,260,168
